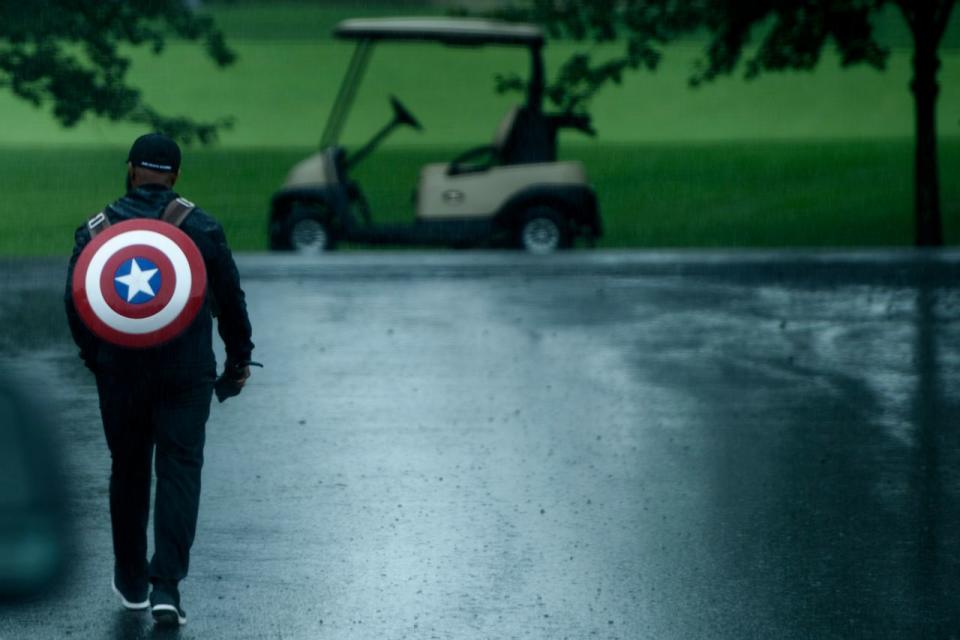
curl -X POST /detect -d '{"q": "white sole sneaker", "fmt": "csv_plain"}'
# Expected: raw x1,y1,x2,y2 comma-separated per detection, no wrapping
112,579,149,611
152,604,187,626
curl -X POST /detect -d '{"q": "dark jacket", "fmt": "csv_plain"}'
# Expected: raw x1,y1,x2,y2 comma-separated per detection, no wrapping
65,184,253,378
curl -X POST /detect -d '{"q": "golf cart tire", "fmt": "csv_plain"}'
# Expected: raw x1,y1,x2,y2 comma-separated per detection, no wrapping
517,205,572,254
285,209,337,253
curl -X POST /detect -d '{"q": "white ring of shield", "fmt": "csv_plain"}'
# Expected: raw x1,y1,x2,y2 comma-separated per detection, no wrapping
84,229,192,335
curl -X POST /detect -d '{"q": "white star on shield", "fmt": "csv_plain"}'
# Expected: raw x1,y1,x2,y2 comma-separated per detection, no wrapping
114,258,159,302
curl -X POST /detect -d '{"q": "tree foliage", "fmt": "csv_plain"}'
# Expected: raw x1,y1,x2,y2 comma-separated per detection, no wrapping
487,0,907,113
0,1,236,144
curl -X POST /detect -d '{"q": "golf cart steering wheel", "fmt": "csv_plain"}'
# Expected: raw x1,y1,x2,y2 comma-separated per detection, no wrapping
390,95,423,131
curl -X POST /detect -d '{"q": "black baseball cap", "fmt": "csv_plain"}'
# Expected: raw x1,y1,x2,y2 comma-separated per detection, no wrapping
127,133,181,173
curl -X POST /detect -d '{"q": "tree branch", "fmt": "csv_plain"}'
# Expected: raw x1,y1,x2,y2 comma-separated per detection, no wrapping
894,0,917,33
933,0,958,44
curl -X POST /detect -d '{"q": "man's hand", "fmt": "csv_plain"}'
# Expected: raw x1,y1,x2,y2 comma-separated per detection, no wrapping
231,364,251,388
214,360,260,403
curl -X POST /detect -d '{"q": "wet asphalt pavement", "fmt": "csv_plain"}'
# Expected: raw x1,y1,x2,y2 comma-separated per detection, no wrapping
0,250,959,640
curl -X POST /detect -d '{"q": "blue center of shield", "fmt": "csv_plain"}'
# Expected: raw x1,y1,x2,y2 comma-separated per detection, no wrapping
114,257,162,304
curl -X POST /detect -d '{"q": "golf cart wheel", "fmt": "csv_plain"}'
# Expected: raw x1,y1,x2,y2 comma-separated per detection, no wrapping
287,211,336,253
518,206,571,254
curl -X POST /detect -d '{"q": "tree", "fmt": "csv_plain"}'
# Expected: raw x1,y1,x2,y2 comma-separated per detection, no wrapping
487,0,957,247
0,1,235,144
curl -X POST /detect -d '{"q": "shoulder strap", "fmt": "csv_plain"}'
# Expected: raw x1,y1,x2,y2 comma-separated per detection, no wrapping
87,197,196,238
161,197,196,228
87,210,111,238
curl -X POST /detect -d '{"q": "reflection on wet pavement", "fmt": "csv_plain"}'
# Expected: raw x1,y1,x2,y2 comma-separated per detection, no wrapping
0,252,957,639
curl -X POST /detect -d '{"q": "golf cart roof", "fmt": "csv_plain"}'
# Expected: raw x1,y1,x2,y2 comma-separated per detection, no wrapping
334,17,544,47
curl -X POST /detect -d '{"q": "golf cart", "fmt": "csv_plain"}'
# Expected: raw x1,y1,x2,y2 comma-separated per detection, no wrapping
268,18,601,254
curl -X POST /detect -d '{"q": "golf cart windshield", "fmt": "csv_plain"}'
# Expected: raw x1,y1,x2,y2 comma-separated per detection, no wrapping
321,17,545,148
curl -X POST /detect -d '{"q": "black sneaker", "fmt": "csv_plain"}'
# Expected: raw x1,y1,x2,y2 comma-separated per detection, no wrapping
150,587,187,626
112,574,149,611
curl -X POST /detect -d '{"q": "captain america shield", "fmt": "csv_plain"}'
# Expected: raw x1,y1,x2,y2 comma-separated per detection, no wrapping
72,218,207,348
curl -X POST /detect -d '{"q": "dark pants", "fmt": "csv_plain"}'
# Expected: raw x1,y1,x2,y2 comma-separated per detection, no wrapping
96,372,213,588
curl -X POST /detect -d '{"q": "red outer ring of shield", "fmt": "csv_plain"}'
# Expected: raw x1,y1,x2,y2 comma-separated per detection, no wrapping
72,218,207,349
100,245,176,319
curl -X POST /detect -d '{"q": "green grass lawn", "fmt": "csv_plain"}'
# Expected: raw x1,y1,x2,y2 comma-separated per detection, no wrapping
0,4,957,147
0,2,957,254
5,139,956,256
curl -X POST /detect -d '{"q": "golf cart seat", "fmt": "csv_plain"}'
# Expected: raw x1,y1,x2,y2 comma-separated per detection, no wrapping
448,105,557,175
492,106,520,156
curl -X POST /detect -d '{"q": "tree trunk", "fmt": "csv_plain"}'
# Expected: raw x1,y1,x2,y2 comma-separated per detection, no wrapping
909,6,944,247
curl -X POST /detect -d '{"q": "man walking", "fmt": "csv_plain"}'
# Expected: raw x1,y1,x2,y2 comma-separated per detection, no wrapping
65,133,254,626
